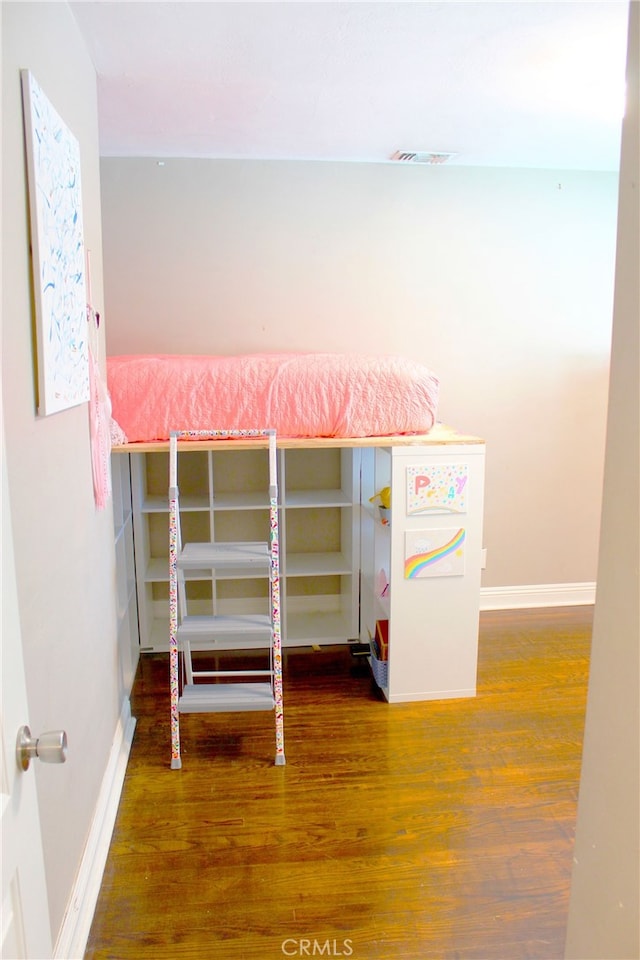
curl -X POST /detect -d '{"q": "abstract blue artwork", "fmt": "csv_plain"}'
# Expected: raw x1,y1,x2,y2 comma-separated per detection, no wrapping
21,70,89,416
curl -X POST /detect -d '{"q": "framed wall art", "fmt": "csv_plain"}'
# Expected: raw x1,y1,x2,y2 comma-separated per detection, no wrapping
21,70,89,416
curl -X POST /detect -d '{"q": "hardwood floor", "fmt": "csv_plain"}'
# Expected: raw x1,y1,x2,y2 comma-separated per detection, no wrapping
85,607,592,960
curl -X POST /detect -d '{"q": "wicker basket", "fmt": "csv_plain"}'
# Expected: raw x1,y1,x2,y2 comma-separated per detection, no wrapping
369,642,388,689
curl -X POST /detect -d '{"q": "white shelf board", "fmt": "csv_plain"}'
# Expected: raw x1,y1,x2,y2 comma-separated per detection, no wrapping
284,489,353,508
285,552,353,576
211,492,271,510
144,493,273,512
285,608,357,644
145,557,169,581
142,494,208,512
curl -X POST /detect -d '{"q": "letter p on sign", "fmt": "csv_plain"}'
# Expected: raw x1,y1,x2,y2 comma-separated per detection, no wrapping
415,474,430,494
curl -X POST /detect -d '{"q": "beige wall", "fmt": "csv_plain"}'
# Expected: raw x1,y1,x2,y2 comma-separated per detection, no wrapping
101,158,618,590
565,0,639,954
2,1,119,942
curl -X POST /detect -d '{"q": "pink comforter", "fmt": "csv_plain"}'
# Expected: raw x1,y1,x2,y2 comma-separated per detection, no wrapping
107,353,439,442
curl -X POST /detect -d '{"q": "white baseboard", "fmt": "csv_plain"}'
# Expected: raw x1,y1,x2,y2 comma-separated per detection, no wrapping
54,698,136,960
389,686,477,703
480,581,596,611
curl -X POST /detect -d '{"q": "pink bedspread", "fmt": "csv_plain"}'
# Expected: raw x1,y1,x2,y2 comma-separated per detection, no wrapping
107,353,439,442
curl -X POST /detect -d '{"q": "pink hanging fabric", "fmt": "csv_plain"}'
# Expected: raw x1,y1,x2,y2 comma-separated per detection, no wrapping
88,346,112,510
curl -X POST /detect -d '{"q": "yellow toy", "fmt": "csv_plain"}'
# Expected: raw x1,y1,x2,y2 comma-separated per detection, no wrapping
369,486,391,509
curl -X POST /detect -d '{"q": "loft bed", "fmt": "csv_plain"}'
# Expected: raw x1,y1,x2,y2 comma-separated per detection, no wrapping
108,351,485,702
107,352,478,450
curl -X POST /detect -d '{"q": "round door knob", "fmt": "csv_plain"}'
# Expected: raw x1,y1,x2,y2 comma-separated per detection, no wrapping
16,725,67,771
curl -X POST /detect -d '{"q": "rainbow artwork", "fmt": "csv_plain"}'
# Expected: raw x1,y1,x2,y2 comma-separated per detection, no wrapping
404,528,466,579
406,463,469,515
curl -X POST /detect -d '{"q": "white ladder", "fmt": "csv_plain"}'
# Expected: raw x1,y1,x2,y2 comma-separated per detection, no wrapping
168,429,285,768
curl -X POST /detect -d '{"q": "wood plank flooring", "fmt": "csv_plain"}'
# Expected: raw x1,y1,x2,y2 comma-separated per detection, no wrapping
85,607,592,960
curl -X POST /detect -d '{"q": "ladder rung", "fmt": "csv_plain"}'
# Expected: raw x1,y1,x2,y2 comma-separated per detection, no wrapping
180,614,272,633
178,682,275,713
178,541,270,571
191,669,273,679
178,614,272,644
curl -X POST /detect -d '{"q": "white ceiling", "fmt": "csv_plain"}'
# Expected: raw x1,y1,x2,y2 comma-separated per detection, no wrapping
70,1,630,171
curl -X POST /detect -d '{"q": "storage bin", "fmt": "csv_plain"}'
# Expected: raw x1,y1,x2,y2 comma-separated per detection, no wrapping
369,642,388,689
378,506,391,526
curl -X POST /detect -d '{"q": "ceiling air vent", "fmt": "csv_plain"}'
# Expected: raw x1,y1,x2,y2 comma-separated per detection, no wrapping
391,151,457,164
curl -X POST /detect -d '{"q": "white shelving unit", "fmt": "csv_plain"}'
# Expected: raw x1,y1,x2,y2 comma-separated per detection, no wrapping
111,452,139,695
127,444,361,652
360,437,486,702
113,426,485,705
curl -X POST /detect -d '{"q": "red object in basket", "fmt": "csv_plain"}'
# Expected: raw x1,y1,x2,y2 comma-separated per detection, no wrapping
375,619,389,662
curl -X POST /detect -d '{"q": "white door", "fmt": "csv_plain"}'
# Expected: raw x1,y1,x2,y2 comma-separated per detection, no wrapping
1,413,52,959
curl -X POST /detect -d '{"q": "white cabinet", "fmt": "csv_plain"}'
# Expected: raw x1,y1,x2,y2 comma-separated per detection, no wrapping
114,428,485,704
111,452,139,694
360,438,485,702
127,445,361,651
